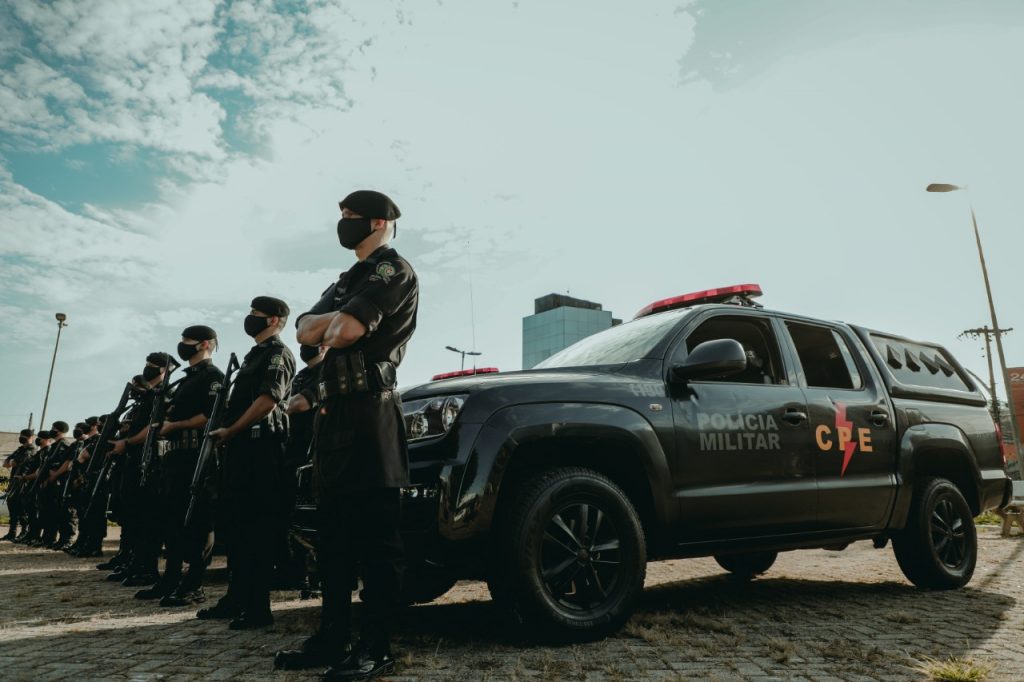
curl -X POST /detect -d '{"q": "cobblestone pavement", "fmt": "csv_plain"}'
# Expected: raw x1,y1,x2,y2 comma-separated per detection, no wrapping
1,525,1022,681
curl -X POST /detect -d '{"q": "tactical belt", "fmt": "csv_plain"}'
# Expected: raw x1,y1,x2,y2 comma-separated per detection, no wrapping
168,429,203,451
317,352,396,402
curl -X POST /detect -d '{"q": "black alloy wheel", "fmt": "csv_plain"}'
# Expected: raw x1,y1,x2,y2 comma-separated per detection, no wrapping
893,477,977,590
541,501,624,611
930,495,969,569
491,467,646,641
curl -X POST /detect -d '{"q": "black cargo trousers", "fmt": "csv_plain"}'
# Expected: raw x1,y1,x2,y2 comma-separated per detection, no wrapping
122,447,163,576
221,432,286,616
159,446,214,594
314,390,405,650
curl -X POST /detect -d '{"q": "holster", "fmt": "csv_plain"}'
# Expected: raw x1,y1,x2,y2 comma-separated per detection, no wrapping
318,351,383,401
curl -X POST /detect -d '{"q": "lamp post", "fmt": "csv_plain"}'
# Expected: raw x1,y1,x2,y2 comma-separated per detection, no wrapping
445,345,481,371
39,312,68,430
927,184,1022,463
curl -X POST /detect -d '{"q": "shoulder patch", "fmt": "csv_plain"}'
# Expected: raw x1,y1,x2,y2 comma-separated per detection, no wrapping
370,261,397,284
208,381,222,396
270,354,284,367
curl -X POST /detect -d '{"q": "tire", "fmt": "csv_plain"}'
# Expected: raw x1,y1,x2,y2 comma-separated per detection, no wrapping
892,477,977,590
492,467,647,642
400,565,458,605
714,551,777,579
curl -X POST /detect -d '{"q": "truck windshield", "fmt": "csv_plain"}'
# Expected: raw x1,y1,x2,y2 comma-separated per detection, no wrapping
535,308,692,368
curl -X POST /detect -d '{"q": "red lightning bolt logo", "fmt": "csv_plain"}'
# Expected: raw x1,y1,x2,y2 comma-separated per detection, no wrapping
835,402,856,476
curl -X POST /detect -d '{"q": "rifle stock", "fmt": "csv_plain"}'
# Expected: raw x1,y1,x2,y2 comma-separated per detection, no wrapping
184,352,240,527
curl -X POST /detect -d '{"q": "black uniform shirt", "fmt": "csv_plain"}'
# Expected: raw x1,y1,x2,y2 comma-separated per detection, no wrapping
5,444,34,473
226,335,296,433
298,246,419,367
167,359,225,421
44,439,70,471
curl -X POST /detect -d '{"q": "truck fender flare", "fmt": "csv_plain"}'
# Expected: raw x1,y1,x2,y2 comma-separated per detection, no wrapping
890,423,983,527
442,402,673,541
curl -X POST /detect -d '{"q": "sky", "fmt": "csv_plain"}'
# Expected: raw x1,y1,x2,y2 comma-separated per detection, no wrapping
2,0,1024,431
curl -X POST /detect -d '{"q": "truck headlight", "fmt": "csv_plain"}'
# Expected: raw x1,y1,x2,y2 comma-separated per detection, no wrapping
403,395,468,441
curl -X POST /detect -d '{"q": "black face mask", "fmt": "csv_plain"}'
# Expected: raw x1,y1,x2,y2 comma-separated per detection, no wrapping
34,438,42,447
73,429,83,439
178,341,200,361
19,436,28,445
337,218,373,249
244,314,271,337
142,365,162,381
299,344,320,364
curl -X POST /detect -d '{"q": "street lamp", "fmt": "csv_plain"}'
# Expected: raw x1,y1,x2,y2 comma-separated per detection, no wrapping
927,183,1022,463
445,345,482,371
39,312,68,430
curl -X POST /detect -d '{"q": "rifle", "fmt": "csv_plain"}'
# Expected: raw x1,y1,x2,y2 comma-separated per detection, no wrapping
81,383,137,523
138,357,183,488
185,352,240,527
26,439,66,495
60,440,85,502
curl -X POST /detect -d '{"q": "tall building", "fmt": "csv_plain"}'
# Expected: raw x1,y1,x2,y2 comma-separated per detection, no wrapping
522,294,620,369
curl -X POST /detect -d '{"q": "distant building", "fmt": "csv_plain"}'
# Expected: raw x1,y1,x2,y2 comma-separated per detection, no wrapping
522,294,620,369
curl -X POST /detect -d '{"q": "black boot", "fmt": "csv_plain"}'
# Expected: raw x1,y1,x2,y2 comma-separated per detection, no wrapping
196,597,242,620
274,631,350,670
322,644,395,681
160,588,206,607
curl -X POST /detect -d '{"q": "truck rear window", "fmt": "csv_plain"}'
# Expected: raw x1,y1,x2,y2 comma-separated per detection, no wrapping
869,335,970,392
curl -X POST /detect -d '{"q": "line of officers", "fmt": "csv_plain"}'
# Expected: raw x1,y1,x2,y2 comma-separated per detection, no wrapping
2,189,419,681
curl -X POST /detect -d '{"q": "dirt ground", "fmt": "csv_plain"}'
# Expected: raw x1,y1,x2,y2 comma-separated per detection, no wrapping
1,524,1022,681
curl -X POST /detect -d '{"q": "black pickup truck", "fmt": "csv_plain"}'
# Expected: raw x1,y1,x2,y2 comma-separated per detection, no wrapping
293,284,1012,640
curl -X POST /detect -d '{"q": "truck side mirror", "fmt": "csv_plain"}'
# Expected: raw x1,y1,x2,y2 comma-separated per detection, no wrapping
672,339,747,382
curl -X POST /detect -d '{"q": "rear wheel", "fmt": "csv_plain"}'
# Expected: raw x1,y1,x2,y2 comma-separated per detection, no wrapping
491,467,646,642
892,477,977,589
714,551,777,579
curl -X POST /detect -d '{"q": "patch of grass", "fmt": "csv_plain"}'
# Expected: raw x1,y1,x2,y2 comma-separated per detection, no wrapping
764,635,795,663
917,655,994,681
884,610,920,624
975,511,1002,526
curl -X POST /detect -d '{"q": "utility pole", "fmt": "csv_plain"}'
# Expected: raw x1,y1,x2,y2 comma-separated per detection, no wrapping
39,313,68,431
959,326,1013,423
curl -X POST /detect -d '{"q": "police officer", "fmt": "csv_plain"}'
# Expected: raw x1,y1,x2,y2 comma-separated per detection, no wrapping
199,297,295,629
2,429,36,541
47,421,88,550
19,429,54,544
137,326,224,606
66,417,102,556
109,354,170,586
276,190,418,680
34,422,69,547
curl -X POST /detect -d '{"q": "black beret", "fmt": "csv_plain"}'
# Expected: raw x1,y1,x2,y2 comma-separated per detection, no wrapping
20,428,34,437
75,422,87,431
146,352,170,367
86,416,100,426
39,430,54,439
251,296,290,317
339,190,401,221
52,421,69,433
182,325,217,341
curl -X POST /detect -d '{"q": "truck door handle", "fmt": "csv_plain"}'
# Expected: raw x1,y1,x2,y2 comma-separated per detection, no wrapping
870,410,890,427
782,409,808,425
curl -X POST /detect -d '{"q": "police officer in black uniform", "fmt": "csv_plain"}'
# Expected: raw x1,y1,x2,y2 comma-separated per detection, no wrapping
34,422,69,547
136,326,225,606
198,297,295,630
276,190,418,680
47,421,88,550
66,416,101,556
2,429,36,541
108,353,169,586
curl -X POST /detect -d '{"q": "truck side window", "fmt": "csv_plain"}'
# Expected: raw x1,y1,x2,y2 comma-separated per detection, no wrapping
786,322,863,390
683,316,785,385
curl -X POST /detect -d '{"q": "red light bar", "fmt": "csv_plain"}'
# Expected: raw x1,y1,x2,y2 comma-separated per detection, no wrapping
431,367,500,381
635,284,763,319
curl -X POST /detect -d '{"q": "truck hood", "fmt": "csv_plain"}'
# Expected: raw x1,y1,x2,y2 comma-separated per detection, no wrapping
402,366,625,400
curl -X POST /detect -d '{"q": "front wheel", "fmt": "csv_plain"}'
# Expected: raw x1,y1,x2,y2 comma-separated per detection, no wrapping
493,467,647,642
892,477,977,589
